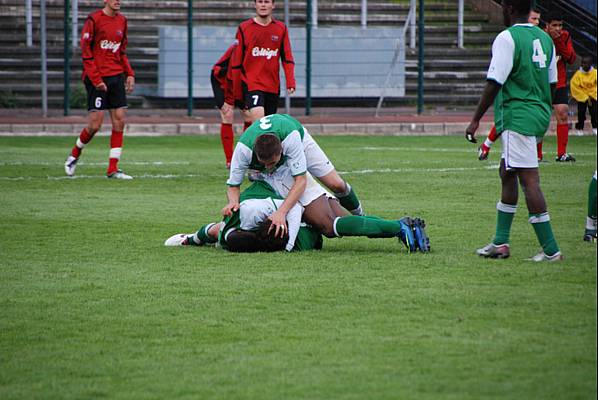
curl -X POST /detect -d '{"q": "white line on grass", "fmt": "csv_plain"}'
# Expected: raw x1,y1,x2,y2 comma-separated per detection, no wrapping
0,174,203,181
339,164,500,175
358,146,596,156
0,161,191,166
0,165,501,180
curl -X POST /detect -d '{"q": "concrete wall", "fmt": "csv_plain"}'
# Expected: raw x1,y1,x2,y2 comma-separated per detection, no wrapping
465,0,503,25
158,26,406,98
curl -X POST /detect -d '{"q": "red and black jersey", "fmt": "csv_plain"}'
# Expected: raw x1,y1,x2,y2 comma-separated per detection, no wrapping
81,9,134,87
231,18,295,100
551,30,576,89
212,42,238,104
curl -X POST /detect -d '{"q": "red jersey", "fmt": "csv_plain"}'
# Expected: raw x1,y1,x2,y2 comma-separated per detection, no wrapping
81,9,134,87
212,43,237,104
231,18,295,100
551,30,576,88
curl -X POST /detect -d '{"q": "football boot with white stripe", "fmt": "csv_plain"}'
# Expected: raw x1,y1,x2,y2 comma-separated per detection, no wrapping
476,243,510,259
527,251,564,262
164,233,204,246
107,170,133,180
64,156,78,176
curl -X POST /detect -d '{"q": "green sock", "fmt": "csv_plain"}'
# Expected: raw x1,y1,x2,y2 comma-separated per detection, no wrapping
529,213,560,256
334,183,363,216
335,215,400,238
196,223,218,244
588,176,597,219
493,202,517,245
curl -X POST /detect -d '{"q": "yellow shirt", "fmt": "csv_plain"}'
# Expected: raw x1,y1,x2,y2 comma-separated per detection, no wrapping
570,67,597,102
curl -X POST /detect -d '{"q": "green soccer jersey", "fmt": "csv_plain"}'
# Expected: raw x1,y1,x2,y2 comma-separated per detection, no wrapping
487,24,557,136
227,114,307,186
218,180,322,251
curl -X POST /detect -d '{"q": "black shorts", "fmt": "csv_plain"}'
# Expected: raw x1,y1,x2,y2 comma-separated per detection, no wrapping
552,86,569,105
85,73,128,111
242,82,279,115
210,71,225,109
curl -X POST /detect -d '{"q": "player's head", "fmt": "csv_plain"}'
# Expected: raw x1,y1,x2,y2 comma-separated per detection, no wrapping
501,0,532,26
255,219,288,252
528,7,541,26
544,11,563,37
255,134,282,172
581,54,594,72
255,0,275,18
103,0,121,12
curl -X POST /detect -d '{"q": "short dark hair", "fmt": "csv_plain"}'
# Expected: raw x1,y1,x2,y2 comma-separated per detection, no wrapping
225,222,288,253
255,219,288,251
530,7,540,14
505,0,532,15
544,10,564,23
254,134,282,161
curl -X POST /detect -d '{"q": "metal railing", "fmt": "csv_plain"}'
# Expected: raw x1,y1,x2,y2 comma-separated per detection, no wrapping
375,2,416,116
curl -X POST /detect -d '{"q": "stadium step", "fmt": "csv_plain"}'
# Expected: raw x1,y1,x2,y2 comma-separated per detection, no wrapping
0,0,500,110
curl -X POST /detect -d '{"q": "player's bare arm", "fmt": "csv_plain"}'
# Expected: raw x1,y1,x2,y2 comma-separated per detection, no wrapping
125,76,135,94
223,186,241,216
466,81,502,142
268,174,306,238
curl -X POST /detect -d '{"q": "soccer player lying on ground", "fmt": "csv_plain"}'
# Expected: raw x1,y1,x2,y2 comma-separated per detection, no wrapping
165,180,322,252
165,179,429,252
466,0,563,262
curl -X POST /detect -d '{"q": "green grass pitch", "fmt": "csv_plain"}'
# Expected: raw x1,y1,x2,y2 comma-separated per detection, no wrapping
1,134,596,399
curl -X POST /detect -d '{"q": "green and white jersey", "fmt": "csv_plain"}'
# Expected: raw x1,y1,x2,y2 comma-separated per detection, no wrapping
219,181,319,252
227,114,307,187
488,24,557,137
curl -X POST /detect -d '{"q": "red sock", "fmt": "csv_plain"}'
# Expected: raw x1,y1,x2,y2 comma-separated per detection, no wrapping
108,129,124,174
487,126,498,142
243,121,252,131
220,123,234,163
70,128,94,158
556,123,569,156
536,141,543,160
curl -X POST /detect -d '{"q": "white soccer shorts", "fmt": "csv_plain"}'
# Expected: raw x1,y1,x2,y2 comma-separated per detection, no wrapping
302,129,335,178
501,130,539,170
262,165,331,207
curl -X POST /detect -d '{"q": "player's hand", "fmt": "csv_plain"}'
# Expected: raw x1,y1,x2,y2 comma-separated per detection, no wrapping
221,102,233,113
96,82,108,92
287,87,295,95
268,210,288,238
125,76,135,94
221,202,239,217
465,121,479,143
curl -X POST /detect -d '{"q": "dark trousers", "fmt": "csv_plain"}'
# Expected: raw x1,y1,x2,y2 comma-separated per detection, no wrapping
575,99,597,130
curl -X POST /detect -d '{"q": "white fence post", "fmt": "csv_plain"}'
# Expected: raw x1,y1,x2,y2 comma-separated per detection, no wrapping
72,0,78,48
361,0,367,29
313,0,318,28
410,0,416,49
41,0,47,117
26,0,32,47
458,0,464,48
284,0,291,114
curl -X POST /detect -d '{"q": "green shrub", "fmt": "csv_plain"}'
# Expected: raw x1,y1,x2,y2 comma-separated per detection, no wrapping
70,83,87,109
0,90,17,108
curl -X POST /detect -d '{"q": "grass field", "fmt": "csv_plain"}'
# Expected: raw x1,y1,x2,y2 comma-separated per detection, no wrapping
0,134,596,399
